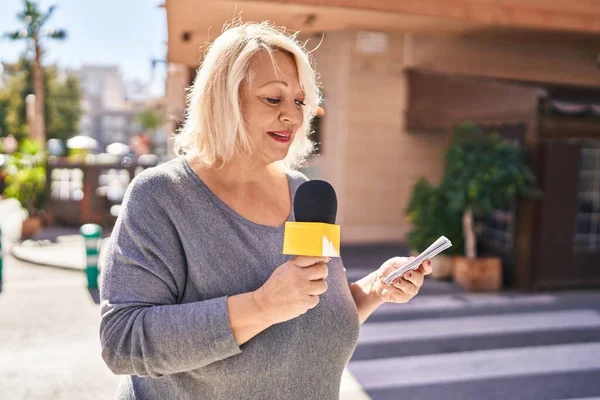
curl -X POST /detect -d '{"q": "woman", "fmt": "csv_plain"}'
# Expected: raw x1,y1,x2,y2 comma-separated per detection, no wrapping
99,22,432,399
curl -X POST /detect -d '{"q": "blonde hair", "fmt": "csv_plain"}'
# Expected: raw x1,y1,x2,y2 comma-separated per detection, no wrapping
174,21,321,169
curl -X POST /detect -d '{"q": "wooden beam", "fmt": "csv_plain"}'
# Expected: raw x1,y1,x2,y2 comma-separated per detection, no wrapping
236,0,600,33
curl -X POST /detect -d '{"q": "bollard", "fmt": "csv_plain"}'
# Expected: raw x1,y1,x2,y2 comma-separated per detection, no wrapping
0,226,3,283
80,224,102,289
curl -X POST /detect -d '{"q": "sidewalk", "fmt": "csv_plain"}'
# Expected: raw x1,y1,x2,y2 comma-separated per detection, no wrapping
9,226,112,271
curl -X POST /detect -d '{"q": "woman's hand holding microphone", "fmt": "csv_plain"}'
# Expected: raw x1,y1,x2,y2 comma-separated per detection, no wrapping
253,256,330,325
227,256,329,345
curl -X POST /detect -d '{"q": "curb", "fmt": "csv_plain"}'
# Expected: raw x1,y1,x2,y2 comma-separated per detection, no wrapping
10,237,109,271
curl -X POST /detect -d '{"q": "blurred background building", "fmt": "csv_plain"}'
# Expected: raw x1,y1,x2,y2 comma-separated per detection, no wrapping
79,65,167,156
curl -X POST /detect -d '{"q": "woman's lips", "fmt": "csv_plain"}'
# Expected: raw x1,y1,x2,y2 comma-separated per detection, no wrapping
267,131,292,143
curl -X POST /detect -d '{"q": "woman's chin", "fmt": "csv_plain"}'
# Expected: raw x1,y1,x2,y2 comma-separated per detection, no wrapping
258,149,289,164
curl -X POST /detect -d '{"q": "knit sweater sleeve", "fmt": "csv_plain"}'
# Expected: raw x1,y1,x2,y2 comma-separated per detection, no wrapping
99,171,242,378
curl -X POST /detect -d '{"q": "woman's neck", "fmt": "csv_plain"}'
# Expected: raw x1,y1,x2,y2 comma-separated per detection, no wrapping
187,154,283,186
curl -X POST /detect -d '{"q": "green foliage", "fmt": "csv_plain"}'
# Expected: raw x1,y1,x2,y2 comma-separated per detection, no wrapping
3,138,47,216
405,122,540,259
0,90,10,138
0,57,82,142
0,58,31,141
18,137,42,155
5,1,67,44
4,165,46,216
442,122,539,219
46,71,82,141
406,178,464,256
3,0,69,145
136,108,163,132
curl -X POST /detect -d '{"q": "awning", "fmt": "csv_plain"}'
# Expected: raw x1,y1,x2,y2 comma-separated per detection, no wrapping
404,69,543,133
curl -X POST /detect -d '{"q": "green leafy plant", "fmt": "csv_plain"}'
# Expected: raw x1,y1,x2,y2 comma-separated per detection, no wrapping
0,57,82,144
136,108,164,132
406,178,464,256
442,122,539,259
4,165,46,217
3,138,47,217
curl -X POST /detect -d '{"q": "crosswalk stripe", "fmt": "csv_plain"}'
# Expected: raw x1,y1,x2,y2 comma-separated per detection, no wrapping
349,342,600,390
359,310,600,344
559,398,600,400
373,294,557,315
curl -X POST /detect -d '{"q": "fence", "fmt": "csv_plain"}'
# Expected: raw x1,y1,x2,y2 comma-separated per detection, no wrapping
46,154,159,228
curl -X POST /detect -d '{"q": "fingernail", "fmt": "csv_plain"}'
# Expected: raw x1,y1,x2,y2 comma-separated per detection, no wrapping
405,272,412,279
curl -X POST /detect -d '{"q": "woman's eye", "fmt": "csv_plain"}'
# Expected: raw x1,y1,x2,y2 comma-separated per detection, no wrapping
295,100,306,107
265,98,280,105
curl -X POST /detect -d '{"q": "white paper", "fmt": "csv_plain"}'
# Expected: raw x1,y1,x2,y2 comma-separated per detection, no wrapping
383,236,452,285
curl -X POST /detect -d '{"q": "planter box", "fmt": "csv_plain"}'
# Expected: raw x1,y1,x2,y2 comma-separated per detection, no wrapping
21,217,42,239
453,256,502,291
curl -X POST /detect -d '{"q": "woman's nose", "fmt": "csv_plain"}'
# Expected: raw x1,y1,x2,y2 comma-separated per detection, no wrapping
279,102,302,126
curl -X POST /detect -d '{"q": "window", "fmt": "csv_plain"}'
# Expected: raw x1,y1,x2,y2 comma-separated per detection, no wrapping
50,168,84,201
574,143,600,253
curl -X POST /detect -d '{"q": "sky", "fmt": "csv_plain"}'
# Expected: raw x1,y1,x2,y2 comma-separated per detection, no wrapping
0,0,167,97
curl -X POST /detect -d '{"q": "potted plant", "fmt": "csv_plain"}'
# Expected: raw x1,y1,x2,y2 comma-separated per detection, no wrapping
405,178,464,279
4,139,47,238
442,123,539,291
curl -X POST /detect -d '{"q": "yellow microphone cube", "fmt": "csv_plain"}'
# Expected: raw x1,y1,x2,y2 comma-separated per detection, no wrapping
282,221,341,257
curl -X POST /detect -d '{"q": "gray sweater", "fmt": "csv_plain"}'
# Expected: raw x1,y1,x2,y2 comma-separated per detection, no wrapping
99,157,361,400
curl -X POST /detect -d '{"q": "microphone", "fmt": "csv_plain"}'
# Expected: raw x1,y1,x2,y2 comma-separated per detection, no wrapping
282,180,341,257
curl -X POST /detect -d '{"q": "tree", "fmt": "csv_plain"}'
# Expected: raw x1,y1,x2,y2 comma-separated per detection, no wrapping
405,178,464,257
441,123,539,259
136,108,164,132
46,69,82,142
0,57,82,144
0,90,10,138
136,107,164,153
0,59,32,142
4,0,67,151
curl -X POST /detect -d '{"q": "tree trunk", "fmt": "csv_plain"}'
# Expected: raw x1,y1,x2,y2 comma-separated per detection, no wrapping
463,208,477,259
33,39,46,152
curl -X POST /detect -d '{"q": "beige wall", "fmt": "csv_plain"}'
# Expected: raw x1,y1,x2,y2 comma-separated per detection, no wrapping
313,31,451,244
164,63,191,158
307,32,352,226
312,29,600,244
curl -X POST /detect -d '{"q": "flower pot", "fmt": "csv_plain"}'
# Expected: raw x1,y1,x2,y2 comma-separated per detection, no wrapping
430,255,453,280
21,217,43,239
453,256,502,291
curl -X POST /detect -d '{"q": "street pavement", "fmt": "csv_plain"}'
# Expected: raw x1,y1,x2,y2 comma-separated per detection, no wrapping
0,254,120,400
2,235,600,399
346,267,600,400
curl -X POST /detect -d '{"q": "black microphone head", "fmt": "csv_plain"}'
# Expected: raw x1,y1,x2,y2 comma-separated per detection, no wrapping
294,180,337,224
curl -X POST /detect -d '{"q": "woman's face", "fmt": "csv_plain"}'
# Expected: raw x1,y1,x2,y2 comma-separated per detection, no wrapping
240,50,305,164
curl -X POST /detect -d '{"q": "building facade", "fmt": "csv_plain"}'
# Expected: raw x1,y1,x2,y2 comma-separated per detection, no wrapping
162,0,600,289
